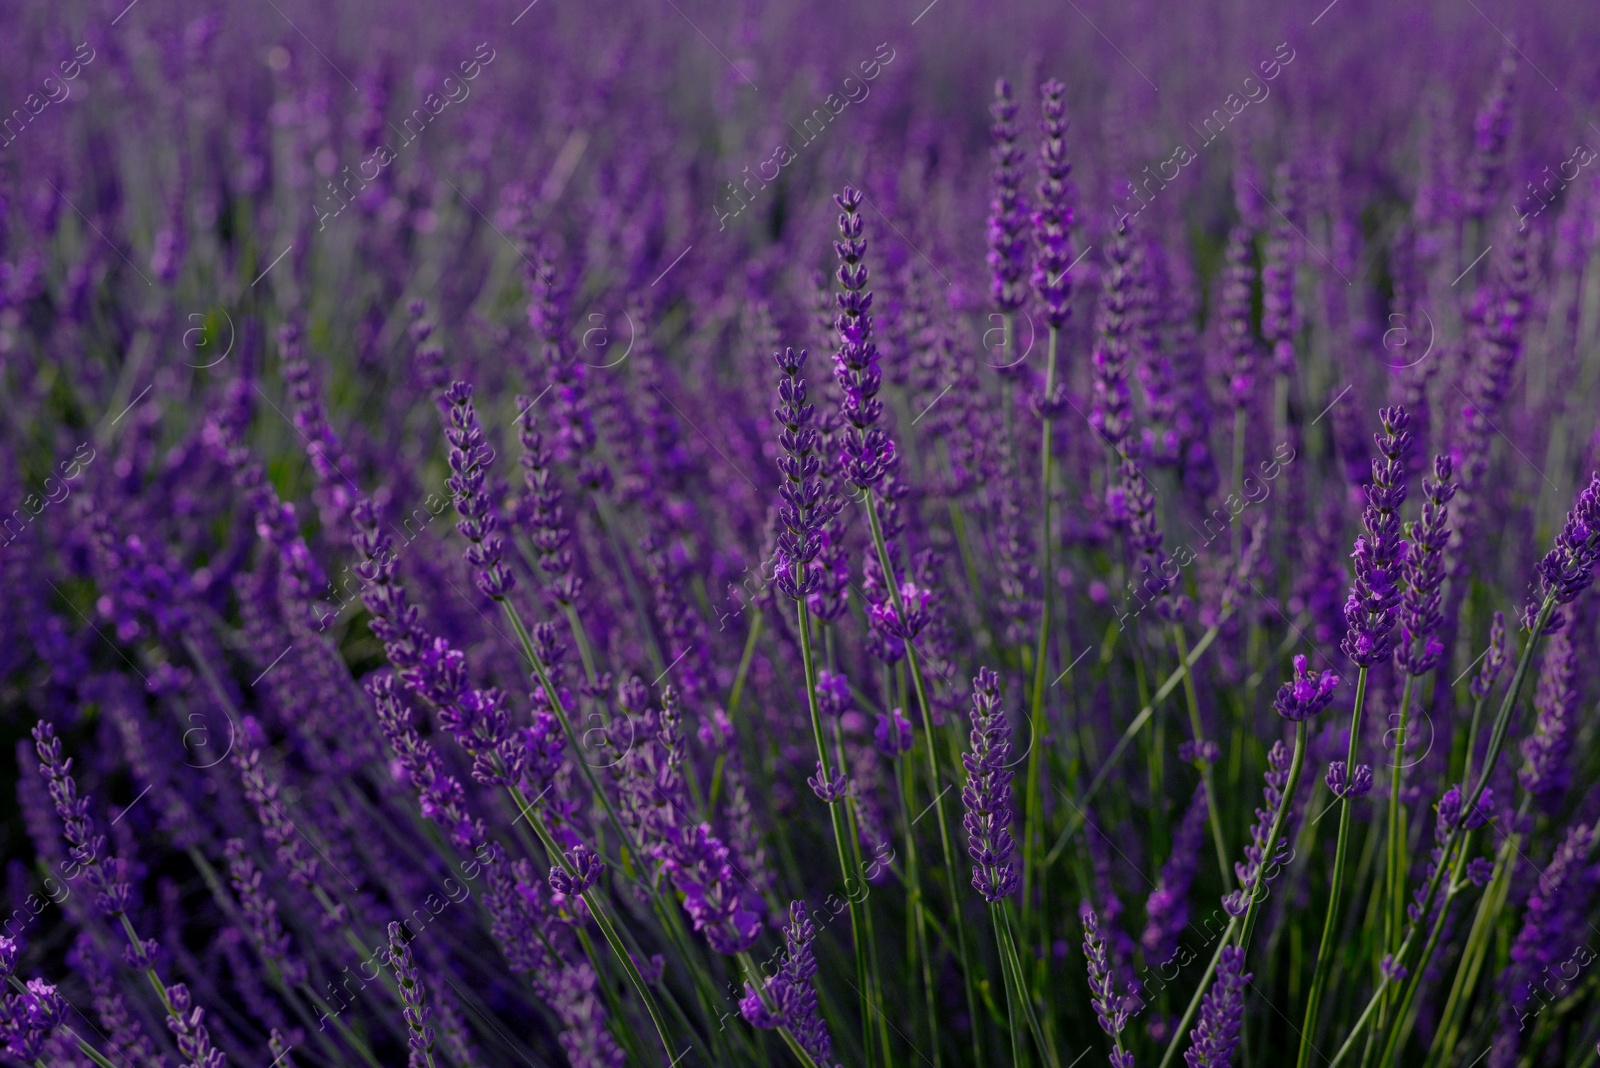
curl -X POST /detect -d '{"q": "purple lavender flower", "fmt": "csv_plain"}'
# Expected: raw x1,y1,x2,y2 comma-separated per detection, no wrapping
1219,226,1257,411
1531,473,1600,621
1090,220,1136,450
1518,625,1579,803
1031,78,1074,329
1341,407,1411,666
1082,902,1136,1068
873,707,913,758
1260,164,1299,377
387,922,436,1068
442,381,515,600
1470,611,1509,701
1325,761,1373,800
163,983,226,1068
1272,655,1340,721
1184,945,1248,1068
1464,52,1517,221
1,940,69,1064
832,186,896,491
740,901,836,1065
1396,455,1456,675
772,347,833,600
987,78,1031,314
962,667,1019,901
515,396,582,608
1492,821,1598,1067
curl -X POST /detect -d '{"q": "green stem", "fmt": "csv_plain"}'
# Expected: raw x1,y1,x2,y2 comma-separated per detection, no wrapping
796,598,880,1068
1159,719,1308,1068
861,490,984,1059
1173,624,1234,888
896,756,943,1068
1297,666,1371,1068
1325,597,1556,1066
1383,675,1417,976
1022,326,1060,924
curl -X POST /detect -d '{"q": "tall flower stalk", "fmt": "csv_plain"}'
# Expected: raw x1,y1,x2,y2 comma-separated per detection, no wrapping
1022,75,1075,928
1298,407,1409,1068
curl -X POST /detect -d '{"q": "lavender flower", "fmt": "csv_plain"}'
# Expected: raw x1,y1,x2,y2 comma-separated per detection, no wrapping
740,901,836,1065
443,381,515,599
1271,655,1340,721
1090,219,1136,450
1518,625,1578,802
1396,456,1456,675
1531,473,1600,621
1184,945,1248,1068
1325,761,1373,800
832,186,895,491
1083,902,1136,1068
987,78,1031,314
1493,822,1598,1066
962,667,1019,901
387,922,436,1068
1219,226,1257,411
772,346,831,599
1470,611,1509,701
1031,77,1074,329
1341,407,1410,666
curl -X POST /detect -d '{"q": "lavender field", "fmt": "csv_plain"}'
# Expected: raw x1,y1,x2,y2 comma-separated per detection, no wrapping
5,1,1600,1066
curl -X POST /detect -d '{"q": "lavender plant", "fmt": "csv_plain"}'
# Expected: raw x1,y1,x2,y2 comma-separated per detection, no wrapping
3,4,1600,1068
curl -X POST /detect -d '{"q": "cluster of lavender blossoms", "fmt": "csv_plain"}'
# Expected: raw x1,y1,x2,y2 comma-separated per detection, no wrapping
4,4,1600,1068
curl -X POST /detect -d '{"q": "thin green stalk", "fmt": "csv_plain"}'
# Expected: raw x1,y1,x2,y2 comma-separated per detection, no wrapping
1381,673,1418,1022
62,1029,123,1068
795,598,880,1068
1325,597,1556,1066
999,902,1061,1068
1022,326,1060,923
727,610,764,718
1159,720,1308,1068
896,756,943,1068
861,489,984,1056
1378,832,1477,1067
992,906,1026,1068
1421,798,1527,1067
511,783,674,1060
1297,666,1372,1068
1173,624,1234,888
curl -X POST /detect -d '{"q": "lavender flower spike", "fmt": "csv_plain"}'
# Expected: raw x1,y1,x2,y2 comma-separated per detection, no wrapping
739,901,836,1066
987,78,1030,315
443,380,516,600
1031,77,1074,330
772,346,832,600
832,186,895,492
1184,945,1249,1068
1396,455,1456,675
1083,902,1136,1068
1342,407,1410,666
1530,473,1600,626
962,667,1019,901
387,922,437,1068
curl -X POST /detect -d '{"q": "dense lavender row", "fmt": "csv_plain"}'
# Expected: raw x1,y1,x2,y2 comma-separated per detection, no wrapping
4,1,1600,1066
